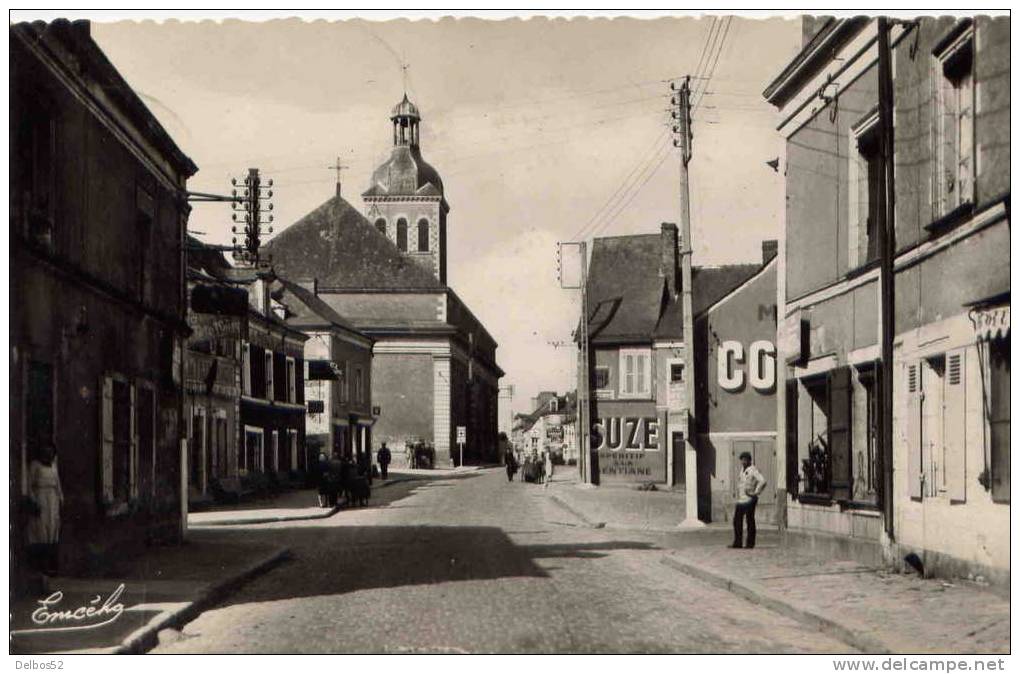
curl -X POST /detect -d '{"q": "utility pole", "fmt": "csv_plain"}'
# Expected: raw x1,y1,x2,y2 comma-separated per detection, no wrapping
230,168,275,268
558,241,593,484
671,76,704,527
877,18,896,539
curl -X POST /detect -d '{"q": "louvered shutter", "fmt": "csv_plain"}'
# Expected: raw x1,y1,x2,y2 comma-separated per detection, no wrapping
129,383,138,500
828,367,852,500
906,362,923,499
944,350,967,501
100,376,114,503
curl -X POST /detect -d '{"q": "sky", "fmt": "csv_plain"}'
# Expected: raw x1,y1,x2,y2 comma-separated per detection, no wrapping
90,13,802,415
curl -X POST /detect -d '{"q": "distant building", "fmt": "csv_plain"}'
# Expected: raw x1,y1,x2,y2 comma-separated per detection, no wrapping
266,96,503,467
11,20,197,578
765,17,1009,585
514,392,576,461
271,278,374,465
579,223,777,519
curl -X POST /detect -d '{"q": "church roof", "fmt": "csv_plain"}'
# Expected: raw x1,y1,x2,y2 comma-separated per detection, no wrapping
264,193,444,290
391,93,421,120
363,144,445,199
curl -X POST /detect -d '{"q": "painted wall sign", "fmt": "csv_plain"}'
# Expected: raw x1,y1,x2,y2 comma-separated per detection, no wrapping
718,340,776,393
592,417,660,451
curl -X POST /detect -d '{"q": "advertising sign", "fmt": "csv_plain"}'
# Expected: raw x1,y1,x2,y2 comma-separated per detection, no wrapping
591,407,666,483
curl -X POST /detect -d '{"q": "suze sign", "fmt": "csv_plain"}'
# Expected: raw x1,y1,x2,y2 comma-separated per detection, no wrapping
592,417,660,451
718,340,776,393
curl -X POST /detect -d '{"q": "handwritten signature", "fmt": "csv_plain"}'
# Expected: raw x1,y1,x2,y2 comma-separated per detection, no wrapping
15,584,126,634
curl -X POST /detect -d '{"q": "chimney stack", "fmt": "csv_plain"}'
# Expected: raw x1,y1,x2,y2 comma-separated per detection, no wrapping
660,222,679,298
762,240,778,265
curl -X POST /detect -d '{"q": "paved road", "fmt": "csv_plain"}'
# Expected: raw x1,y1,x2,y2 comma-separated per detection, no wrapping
154,469,854,654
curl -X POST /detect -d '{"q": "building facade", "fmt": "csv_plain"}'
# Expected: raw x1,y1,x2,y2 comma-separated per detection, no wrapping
765,17,1010,584
11,20,197,578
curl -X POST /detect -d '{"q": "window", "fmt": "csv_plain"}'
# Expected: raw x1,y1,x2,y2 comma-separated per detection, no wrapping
619,349,651,398
265,351,274,400
593,366,610,391
989,340,1010,502
906,351,968,502
340,360,349,404
287,357,296,403
853,366,880,504
354,367,364,404
375,218,387,236
289,429,299,473
670,362,685,383
137,385,155,498
933,26,975,218
243,427,262,474
16,101,56,247
190,407,206,491
271,430,279,473
799,375,832,497
396,218,408,252
849,115,881,268
214,415,228,478
418,218,430,252
26,361,54,465
101,377,137,506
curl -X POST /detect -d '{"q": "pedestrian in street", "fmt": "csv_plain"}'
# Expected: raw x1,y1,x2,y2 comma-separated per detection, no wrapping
505,450,517,482
26,443,63,575
543,451,554,489
377,443,392,480
405,443,415,470
731,451,766,549
316,453,331,507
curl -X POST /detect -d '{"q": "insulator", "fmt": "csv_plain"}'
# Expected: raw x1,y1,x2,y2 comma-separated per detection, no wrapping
673,138,681,147
671,95,679,105
267,215,273,222
672,110,680,119
266,190,273,198
266,179,273,187
266,203,273,211
673,126,680,134
232,189,237,197
268,227,273,234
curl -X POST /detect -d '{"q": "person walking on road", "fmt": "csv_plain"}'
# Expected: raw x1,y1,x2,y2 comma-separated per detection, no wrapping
377,443,392,480
731,451,767,549
543,451,554,489
505,449,518,482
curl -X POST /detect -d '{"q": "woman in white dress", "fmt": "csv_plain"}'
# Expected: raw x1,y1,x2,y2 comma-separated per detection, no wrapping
27,443,63,574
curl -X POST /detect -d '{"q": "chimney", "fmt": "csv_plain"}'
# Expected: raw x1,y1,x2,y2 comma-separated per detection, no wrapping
762,240,778,265
660,222,679,297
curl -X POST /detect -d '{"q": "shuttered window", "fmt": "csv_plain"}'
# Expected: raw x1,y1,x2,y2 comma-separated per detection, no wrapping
785,380,799,498
989,341,1010,502
828,367,853,501
944,350,967,501
241,341,251,396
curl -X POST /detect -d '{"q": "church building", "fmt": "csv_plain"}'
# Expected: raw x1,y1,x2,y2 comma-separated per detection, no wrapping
267,95,503,467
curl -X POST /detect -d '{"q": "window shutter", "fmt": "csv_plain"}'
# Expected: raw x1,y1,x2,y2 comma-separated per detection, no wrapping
129,383,138,500
100,376,114,503
242,342,251,396
906,362,923,499
828,366,852,500
944,349,967,501
785,380,800,497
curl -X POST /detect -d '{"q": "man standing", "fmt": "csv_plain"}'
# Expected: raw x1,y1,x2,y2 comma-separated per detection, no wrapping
731,451,766,549
377,443,392,480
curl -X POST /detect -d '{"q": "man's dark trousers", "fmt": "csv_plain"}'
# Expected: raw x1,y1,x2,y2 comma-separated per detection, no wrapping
380,463,389,480
733,496,758,548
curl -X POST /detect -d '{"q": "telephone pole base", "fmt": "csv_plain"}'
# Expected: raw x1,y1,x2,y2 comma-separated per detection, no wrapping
677,518,706,530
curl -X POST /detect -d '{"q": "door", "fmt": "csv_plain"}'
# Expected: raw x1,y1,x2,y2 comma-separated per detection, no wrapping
731,439,775,507
672,431,685,486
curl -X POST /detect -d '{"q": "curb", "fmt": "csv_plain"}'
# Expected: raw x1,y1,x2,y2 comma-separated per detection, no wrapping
193,477,420,527
114,546,291,654
547,492,606,529
660,553,890,654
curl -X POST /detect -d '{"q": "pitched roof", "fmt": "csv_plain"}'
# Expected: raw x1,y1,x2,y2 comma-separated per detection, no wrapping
264,193,444,290
584,234,667,344
271,277,367,340
652,264,762,339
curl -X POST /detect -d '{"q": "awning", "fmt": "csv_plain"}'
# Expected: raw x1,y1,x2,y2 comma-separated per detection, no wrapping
968,305,1010,341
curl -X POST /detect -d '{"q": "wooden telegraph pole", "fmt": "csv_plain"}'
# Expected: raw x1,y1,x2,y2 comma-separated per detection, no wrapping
671,77,704,527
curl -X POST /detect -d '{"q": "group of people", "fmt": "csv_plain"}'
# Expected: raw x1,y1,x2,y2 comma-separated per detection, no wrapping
505,449,554,488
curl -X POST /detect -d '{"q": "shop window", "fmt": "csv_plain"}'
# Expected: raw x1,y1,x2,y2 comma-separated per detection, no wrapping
849,115,881,269
418,218,430,252
619,348,651,399
989,340,1010,502
396,218,408,252
375,218,387,236
933,25,975,219
799,375,831,497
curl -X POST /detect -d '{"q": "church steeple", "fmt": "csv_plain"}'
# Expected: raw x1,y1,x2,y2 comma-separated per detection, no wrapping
391,94,421,147
363,94,449,285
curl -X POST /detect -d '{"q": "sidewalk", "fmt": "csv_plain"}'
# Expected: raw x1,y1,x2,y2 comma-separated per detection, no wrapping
10,534,287,655
663,544,1009,654
190,473,421,527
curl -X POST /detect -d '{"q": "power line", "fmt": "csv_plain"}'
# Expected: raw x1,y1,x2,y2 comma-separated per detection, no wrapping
586,141,672,240
693,16,733,113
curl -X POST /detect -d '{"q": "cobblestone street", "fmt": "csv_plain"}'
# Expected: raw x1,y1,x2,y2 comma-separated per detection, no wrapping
153,469,853,654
